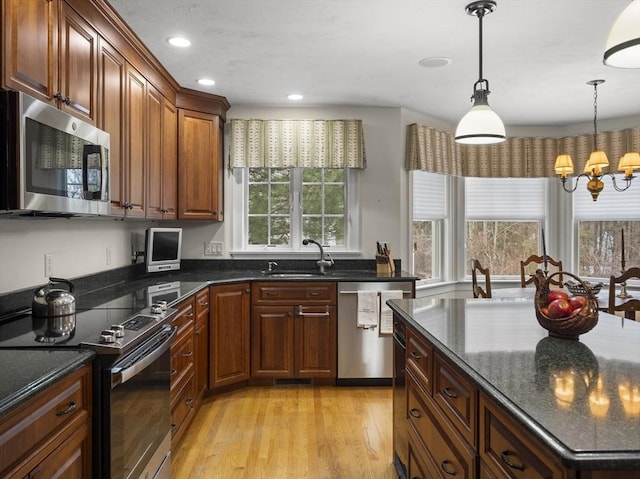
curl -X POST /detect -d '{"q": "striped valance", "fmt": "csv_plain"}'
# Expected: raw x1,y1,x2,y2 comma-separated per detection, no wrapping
406,123,640,178
230,119,366,169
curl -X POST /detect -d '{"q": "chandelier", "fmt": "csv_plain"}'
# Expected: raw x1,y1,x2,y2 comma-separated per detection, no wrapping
554,80,640,202
454,1,506,145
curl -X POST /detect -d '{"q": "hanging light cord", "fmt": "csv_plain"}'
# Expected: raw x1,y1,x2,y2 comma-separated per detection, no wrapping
477,9,485,82
592,82,599,150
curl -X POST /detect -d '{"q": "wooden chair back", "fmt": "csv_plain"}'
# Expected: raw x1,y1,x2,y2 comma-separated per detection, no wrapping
520,254,563,288
608,267,640,320
471,259,492,298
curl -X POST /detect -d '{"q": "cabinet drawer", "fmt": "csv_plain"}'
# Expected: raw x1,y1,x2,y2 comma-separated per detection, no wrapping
171,333,194,398
434,353,477,447
0,365,91,477
407,371,476,479
252,282,336,305
171,377,195,440
195,288,210,316
407,327,433,394
172,299,195,340
480,394,566,479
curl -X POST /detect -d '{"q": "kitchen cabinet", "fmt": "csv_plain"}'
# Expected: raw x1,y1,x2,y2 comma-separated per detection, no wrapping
2,0,97,124
194,287,210,404
146,85,178,219
209,283,251,390
0,364,92,478
170,295,195,445
176,88,229,221
251,282,337,382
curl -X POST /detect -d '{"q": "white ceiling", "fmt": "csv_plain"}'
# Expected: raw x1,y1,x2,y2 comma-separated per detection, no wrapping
107,0,640,128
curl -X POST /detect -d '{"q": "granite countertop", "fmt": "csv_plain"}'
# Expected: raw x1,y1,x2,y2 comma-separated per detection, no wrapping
0,349,95,417
389,296,640,470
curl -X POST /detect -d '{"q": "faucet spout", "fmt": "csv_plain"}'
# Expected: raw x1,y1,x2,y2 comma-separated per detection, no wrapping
302,238,333,273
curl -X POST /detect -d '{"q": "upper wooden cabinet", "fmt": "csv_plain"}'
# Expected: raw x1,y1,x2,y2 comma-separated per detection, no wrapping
2,0,97,124
177,89,229,221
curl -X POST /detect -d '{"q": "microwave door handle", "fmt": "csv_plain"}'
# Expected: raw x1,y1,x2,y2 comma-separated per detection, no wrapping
100,145,108,201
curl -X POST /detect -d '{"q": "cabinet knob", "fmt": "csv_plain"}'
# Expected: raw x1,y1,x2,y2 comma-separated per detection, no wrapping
500,450,525,471
410,351,421,360
441,387,458,399
408,408,421,419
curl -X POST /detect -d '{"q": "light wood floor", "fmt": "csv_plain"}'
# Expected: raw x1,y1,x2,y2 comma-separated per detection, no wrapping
172,386,396,479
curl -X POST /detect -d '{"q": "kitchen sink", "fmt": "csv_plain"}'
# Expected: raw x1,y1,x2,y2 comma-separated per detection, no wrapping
262,270,326,278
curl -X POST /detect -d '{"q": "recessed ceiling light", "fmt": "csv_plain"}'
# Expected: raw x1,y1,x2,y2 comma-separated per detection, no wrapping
287,94,304,101
168,37,191,47
418,57,452,68
197,78,215,86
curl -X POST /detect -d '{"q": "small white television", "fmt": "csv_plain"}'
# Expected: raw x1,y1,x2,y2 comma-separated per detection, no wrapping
145,227,183,273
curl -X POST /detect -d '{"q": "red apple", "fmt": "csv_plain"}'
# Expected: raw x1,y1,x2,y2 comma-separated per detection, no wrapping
547,290,569,305
547,298,572,318
568,296,587,312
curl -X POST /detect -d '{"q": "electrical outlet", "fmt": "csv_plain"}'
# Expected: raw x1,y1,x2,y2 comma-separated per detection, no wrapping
106,246,112,265
45,253,54,277
214,242,223,255
204,241,223,256
204,242,215,255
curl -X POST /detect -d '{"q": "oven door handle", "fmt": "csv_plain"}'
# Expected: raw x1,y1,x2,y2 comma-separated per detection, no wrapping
111,326,177,388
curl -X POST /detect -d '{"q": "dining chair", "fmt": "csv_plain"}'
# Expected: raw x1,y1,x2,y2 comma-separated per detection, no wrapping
471,259,492,298
608,267,640,320
520,254,563,288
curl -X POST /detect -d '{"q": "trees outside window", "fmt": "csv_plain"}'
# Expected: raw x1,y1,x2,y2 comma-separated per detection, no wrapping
578,221,639,277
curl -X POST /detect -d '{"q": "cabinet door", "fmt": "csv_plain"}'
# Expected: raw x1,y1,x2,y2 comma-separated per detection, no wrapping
251,305,294,377
28,420,91,479
97,38,124,215
210,283,251,388
294,305,336,377
161,100,178,219
145,83,163,218
123,63,146,217
178,109,222,220
2,0,57,102
58,2,97,124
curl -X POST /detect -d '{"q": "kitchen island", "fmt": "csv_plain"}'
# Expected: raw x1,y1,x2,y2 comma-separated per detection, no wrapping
389,296,640,478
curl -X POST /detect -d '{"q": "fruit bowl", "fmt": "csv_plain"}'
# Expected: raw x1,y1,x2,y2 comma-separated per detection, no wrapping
565,280,604,297
533,271,598,340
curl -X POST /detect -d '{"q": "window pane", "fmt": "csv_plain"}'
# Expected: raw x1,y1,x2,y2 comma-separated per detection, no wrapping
324,216,344,246
302,184,322,214
248,169,268,182
248,184,268,214
248,216,268,245
270,216,290,245
413,221,433,279
302,169,322,182
323,168,344,183
270,184,290,214
324,185,344,214
466,221,539,275
578,221,640,277
270,168,290,182
303,216,322,240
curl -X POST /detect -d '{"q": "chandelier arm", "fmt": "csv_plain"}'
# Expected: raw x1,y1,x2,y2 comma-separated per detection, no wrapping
560,174,591,193
606,172,634,192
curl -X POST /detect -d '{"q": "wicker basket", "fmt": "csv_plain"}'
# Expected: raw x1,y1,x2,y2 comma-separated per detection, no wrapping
534,271,598,340
565,280,603,297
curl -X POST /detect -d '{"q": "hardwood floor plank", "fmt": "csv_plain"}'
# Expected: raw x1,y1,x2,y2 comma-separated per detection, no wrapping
172,386,396,479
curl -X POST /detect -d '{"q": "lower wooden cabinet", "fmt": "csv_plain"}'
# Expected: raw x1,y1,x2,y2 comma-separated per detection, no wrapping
0,364,92,479
209,283,251,389
170,295,195,445
194,288,210,404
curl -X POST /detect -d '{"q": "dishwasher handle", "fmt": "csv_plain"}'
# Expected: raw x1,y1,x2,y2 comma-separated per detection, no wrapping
296,305,331,317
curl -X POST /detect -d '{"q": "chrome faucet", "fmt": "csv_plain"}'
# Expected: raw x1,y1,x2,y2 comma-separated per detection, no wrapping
302,238,334,273
267,261,278,272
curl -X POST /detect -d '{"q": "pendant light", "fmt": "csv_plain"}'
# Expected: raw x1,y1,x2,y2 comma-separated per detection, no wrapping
603,0,640,68
455,1,506,144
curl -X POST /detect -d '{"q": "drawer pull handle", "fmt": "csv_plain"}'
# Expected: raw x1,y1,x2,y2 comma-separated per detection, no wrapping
500,450,525,471
199,301,208,307
170,369,177,376
185,398,194,406
409,408,421,418
440,460,456,476
266,292,278,296
183,351,193,357
309,292,321,296
410,351,421,360
56,401,77,416
171,423,177,432
442,387,458,399
187,313,194,319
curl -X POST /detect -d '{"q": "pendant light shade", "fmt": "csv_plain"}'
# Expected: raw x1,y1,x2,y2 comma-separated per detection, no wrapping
455,1,506,144
603,0,640,68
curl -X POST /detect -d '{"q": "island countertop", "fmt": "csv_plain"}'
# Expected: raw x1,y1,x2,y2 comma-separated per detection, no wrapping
389,296,640,471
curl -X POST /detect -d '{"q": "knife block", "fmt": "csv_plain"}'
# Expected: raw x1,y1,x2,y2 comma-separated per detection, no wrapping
376,253,395,275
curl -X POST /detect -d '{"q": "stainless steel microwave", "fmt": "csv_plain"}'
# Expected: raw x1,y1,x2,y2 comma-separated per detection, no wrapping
0,90,110,216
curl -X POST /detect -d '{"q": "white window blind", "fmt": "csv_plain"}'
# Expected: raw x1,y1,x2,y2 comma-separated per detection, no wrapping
574,176,640,220
465,177,546,220
413,171,446,220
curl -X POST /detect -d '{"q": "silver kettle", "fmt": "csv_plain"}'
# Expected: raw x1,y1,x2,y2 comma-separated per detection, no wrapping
32,277,76,318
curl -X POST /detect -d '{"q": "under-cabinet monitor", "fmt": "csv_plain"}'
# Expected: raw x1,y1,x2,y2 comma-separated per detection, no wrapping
145,227,182,273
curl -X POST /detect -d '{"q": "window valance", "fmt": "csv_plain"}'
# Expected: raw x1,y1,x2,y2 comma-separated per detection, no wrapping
406,123,640,178
230,119,366,169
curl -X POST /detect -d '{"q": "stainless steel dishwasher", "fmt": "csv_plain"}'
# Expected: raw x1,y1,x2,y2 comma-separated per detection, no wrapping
337,281,414,385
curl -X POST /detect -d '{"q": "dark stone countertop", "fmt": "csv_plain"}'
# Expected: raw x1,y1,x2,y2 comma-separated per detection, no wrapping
0,349,95,417
389,296,640,471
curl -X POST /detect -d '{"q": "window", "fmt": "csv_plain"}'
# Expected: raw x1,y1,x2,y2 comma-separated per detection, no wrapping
465,177,546,276
412,171,446,280
574,180,640,278
240,168,352,251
